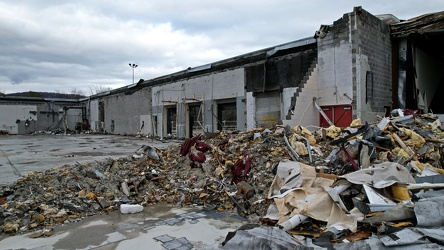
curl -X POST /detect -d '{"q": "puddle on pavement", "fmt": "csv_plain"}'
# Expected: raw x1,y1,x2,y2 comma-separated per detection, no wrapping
1,204,245,250
69,151,108,156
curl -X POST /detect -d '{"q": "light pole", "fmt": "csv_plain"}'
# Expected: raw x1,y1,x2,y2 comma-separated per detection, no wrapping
129,63,138,84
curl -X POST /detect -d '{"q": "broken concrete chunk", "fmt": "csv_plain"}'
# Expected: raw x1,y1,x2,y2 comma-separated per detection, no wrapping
292,141,308,156
120,204,143,214
96,197,109,209
121,182,130,197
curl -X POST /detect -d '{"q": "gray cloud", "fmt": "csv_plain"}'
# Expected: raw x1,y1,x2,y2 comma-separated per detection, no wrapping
0,0,443,95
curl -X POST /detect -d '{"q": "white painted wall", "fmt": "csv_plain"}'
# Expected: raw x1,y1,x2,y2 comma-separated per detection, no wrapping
317,41,353,107
66,108,83,131
355,54,374,122
283,65,320,129
282,87,298,120
151,68,245,136
0,104,37,134
246,92,255,130
152,69,244,105
89,99,99,132
139,114,152,136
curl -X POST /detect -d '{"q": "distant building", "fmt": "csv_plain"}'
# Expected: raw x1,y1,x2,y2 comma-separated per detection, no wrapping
0,96,83,134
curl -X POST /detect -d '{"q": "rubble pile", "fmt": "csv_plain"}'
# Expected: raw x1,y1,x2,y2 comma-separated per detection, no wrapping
1,112,444,248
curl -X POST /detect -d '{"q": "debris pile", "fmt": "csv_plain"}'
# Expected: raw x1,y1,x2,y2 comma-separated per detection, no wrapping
1,112,444,248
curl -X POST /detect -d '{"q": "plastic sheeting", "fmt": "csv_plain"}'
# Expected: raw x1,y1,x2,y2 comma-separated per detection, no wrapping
339,162,416,188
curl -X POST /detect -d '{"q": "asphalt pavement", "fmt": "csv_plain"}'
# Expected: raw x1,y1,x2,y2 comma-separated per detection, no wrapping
0,134,174,185
0,134,246,249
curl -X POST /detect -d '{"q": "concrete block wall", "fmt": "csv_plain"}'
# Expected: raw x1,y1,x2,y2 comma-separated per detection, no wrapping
351,7,392,120
314,7,392,123
102,87,152,135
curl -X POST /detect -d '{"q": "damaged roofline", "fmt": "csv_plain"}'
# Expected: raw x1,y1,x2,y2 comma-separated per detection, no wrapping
87,36,316,100
0,96,81,103
266,37,316,57
390,10,444,38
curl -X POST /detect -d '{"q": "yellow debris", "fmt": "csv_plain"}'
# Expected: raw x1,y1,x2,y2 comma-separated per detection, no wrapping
293,141,308,156
350,118,362,126
301,127,317,146
412,160,444,174
215,166,225,178
85,192,95,199
428,119,441,131
325,125,342,139
401,128,425,150
393,147,410,160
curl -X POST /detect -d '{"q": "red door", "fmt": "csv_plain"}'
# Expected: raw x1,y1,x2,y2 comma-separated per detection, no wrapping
333,105,352,127
319,105,352,128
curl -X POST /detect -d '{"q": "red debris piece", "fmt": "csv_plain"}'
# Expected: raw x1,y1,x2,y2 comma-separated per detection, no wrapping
179,134,201,156
218,135,231,148
189,150,206,163
195,141,211,153
231,152,251,184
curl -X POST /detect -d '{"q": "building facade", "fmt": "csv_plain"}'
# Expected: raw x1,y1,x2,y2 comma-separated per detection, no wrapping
3,7,443,136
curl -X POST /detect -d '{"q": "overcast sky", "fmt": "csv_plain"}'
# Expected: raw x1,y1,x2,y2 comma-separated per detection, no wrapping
1,1,443,95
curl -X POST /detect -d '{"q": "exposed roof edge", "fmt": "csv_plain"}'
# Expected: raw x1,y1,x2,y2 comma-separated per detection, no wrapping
375,14,401,24
266,37,316,57
0,96,81,103
88,37,316,100
391,11,444,38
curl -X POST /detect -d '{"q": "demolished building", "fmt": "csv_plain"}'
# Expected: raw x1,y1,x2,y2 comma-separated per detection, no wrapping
1,6,444,249
0,95,85,134
1,7,443,137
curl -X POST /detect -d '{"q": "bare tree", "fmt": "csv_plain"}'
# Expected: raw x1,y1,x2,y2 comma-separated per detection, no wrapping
89,84,112,95
53,88,85,98
70,88,86,98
